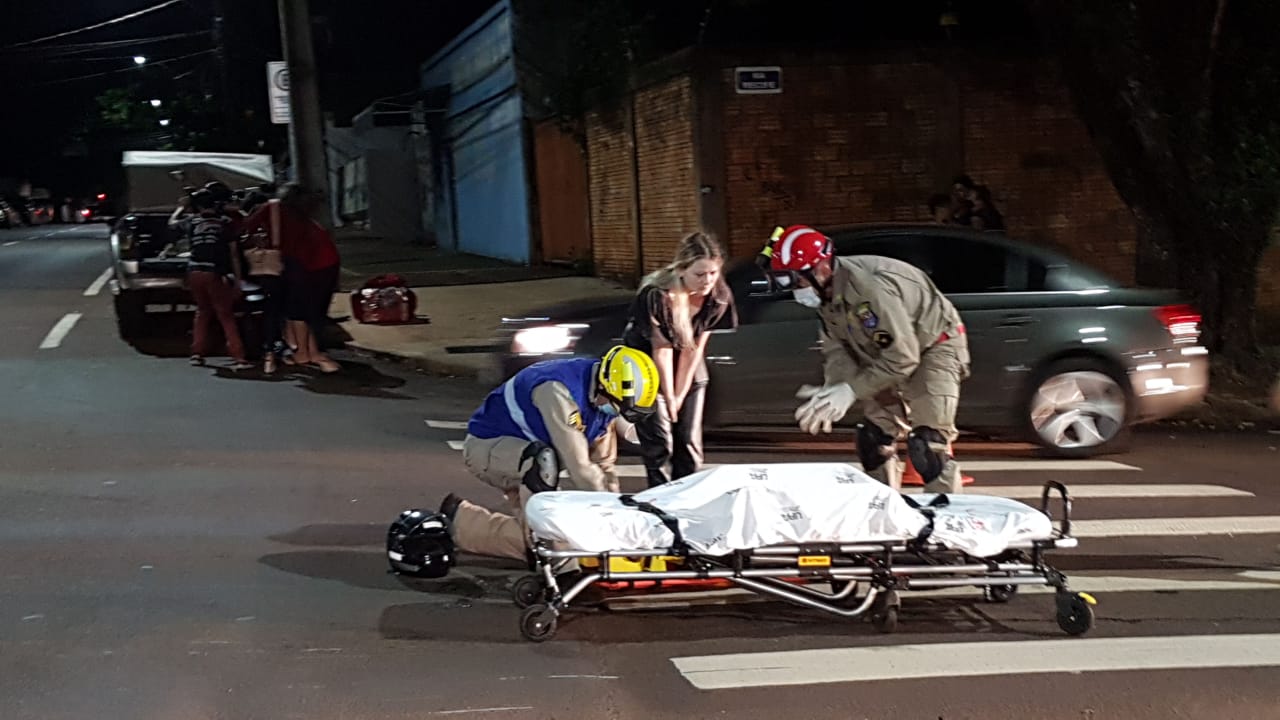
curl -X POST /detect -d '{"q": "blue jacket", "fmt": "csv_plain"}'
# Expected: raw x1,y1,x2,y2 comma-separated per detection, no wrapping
467,358,613,446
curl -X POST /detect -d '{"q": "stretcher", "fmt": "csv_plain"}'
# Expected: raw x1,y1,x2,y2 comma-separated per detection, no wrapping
512,463,1095,642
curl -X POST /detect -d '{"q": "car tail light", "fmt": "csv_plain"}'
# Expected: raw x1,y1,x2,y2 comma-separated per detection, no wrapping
1154,304,1201,343
80,208,91,216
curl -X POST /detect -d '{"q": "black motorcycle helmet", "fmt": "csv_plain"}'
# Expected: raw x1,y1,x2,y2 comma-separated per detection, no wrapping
386,509,455,579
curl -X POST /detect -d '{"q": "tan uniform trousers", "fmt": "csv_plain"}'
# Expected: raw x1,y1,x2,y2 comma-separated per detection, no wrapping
452,430,619,561
861,339,966,494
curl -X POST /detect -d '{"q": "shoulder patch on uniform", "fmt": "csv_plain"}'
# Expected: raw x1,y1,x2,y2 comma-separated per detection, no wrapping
854,301,878,330
567,410,584,431
872,330,894,349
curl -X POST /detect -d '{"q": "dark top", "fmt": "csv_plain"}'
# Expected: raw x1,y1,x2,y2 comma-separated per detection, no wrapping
622,281,736,385
185,212,236,275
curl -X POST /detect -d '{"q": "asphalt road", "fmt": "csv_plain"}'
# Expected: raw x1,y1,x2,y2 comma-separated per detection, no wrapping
2,223,1279,720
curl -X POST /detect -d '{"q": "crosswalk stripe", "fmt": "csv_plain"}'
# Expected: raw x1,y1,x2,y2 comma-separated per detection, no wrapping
426,420,469,430
436,448,1141,474
670,633,1280,690
603,573,1280,612
1073,516,1280,537
946,484,1246,499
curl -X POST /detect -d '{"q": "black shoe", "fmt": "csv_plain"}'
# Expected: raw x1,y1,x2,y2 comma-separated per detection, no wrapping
439,493,461,521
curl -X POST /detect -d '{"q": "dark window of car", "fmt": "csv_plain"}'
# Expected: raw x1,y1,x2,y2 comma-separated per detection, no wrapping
834,233,1011,294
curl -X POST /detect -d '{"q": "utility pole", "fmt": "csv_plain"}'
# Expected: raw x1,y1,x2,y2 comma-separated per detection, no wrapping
277,0,329,226
212,0,236,135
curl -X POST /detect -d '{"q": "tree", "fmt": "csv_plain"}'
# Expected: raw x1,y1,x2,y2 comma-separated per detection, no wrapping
1029,0,1280,360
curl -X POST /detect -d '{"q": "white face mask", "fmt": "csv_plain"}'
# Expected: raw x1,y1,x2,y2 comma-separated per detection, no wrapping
793,286,822,308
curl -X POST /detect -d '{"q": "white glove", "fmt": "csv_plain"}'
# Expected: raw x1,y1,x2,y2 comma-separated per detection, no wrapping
793,383,856,435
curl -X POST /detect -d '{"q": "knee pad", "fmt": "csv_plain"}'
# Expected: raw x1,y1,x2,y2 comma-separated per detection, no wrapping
520,442,560,494
856,423,896,471
906,426,950,484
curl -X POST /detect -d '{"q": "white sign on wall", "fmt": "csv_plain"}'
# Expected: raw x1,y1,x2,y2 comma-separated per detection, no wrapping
735,66,783,94
267,61,290,125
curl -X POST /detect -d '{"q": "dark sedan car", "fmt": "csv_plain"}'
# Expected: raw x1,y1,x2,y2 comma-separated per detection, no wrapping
494,224,1209,456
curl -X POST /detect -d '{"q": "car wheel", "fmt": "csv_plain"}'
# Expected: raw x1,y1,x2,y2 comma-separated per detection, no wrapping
1025,358,1131,457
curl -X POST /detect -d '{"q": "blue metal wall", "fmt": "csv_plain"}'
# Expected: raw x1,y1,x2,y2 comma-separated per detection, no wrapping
420,0,531,264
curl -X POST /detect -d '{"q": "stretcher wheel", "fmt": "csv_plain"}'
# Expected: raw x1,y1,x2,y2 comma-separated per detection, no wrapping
1056,593,1095,636
512,574,544,609
519,604,558,642
985,584,1018,603
870,589,900,634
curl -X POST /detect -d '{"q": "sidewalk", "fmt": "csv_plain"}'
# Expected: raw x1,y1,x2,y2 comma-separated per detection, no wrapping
333,227,577,291
331,275,634,383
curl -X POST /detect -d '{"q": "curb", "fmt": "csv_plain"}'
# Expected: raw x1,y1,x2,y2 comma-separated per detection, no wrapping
342,337,499,383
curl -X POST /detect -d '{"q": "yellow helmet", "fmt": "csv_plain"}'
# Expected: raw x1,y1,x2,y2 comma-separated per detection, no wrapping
597,346,660,420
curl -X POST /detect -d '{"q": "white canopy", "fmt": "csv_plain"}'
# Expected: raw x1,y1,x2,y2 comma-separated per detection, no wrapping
121,151,274,182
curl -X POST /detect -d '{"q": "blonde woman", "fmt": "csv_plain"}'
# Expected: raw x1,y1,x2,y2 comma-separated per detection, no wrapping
622,231,736,487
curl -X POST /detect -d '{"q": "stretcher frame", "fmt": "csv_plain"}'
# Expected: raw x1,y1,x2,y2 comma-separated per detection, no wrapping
513,481,1097,641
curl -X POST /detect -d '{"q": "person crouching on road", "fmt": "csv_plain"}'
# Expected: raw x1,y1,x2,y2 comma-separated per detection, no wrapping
762,224,970,493
184,189,251,371
438,346,660,561
621,231,736,488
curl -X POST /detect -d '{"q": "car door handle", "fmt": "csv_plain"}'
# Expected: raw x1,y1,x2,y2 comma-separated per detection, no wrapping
998,314,1035,327
706,356,736,365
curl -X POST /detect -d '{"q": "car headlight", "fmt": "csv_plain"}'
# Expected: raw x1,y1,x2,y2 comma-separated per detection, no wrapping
511,324,586,355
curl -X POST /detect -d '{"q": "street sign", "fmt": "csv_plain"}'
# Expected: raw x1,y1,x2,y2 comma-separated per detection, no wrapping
267,61,290,125
734,66,782,95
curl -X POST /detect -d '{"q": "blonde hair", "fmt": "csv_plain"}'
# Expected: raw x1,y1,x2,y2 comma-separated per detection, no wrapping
641,231,725,348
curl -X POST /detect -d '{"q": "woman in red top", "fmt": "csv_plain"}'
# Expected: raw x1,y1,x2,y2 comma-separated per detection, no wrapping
244,183,341,373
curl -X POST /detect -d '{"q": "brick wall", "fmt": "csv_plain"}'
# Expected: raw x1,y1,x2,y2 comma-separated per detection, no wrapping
585,108,638,279
634,76,699,274
959,62,1137,282
715,59,1139,282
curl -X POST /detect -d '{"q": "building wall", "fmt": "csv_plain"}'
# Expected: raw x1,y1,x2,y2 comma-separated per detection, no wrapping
633,76,699,274
585,107,638,279
714,57,1138,282
420,0,532,263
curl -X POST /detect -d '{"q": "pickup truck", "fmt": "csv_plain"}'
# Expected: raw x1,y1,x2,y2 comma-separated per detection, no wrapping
108,151,274,344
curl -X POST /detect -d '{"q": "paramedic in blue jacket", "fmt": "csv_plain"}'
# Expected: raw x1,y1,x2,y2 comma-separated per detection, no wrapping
439,346,661,560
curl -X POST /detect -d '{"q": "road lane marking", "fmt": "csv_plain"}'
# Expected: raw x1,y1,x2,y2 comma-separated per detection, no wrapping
671,633,1280,690
2,241,17,247
426,420,469,430
39,313,82,349
1073,516,1280,537
604,573,1280,612
429,708,535,716
438,447,1141,474
83,267,113,296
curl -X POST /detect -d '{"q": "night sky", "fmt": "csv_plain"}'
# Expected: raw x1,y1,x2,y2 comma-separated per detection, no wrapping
0,0,1033,195
0,0,495,191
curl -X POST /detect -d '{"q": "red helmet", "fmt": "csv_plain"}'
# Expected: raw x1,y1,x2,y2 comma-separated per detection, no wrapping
768,225,832,272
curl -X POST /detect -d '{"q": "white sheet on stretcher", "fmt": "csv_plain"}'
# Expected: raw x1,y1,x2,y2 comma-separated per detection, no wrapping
524,463,1054,558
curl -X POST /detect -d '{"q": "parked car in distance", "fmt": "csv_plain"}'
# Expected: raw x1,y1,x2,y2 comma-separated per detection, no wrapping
494,223,1209,457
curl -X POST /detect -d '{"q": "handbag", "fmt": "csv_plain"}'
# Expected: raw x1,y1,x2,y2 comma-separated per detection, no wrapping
350,273,421,325
244,199,284,276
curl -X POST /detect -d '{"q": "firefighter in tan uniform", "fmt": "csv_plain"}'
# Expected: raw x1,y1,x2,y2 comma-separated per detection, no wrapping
438,346,660,560
764,225,970,493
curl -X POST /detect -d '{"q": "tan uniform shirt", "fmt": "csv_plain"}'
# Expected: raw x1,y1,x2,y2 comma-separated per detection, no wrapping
819,255,968,399
530,381,627,492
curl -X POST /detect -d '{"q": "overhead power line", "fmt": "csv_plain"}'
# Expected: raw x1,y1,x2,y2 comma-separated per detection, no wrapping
30,48,216,87
1,30,213,57
4,0,187,49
